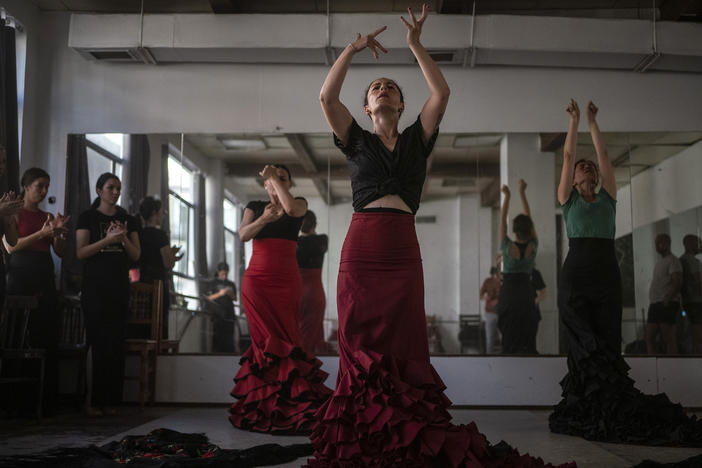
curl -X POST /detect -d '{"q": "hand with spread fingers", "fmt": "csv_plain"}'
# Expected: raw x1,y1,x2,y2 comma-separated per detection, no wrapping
350,26,388,59
400,3,429,47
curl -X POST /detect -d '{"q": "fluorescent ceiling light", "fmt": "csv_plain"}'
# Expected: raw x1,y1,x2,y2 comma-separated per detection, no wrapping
454,135,502,148
218,137,266,150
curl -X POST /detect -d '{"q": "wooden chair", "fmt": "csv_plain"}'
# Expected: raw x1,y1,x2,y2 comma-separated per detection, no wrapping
0,295,44,420
124,280,162,408
159,284,179,354
56,294,87,409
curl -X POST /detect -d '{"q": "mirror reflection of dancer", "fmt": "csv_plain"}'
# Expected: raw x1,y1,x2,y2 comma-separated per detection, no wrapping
550,100,702,444
296,210,329,355
229,164,332,434
309,5,573,467
497,180,538,355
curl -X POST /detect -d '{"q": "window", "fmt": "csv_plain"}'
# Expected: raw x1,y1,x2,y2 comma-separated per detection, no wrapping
223,198,242,288
168,156,197,298
86,133,124,197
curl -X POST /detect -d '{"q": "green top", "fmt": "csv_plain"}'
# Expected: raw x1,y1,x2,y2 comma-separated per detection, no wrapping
562,189,616,239
500,236,538,274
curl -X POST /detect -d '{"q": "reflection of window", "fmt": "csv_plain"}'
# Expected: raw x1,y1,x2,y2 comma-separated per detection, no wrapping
168,156,197,298
86,134,124,197
223,198,241,285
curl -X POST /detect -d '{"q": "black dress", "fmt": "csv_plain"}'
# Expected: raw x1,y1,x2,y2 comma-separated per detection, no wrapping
550,190,702,445
206,277,237,353
138,226,170,338
77,208,139,407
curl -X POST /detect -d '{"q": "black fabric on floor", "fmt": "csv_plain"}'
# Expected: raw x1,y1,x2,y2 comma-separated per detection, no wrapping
0,428,313,467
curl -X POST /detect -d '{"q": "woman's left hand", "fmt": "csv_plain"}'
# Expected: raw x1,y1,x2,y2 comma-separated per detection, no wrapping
259,165,278,180
400,3,429,47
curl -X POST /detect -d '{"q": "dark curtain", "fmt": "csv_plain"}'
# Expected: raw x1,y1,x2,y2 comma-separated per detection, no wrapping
124,134,151,215
194,173,208,286
0,22,20,194
160,144,170,236
62,135,91,293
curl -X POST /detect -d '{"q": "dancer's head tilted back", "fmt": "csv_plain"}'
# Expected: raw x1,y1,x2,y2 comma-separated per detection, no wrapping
363,78,404,120
573,158,599,193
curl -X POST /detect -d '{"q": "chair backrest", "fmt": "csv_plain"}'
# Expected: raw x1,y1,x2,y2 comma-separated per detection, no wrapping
128,280,163,341
1,296,39,349
58,295,86,349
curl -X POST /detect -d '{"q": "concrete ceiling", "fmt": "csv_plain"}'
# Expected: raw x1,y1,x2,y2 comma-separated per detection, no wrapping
185,130,702,206
27,0,702,21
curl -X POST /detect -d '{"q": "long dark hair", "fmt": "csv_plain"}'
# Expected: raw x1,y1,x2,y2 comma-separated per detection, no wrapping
301,210,316,234
512,214,534,242
90,172,126,213
139,196,162,220
20,167,50,199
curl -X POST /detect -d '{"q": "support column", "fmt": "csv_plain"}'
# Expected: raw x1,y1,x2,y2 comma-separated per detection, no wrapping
500,134,557,353
206,158,224,275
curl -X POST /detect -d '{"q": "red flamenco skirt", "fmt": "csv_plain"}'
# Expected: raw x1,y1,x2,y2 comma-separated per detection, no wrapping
229,238,332,434
306,212,575,468
299,267,327,355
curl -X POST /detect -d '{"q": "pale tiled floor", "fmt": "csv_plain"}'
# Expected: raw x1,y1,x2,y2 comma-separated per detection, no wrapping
1,407,700,467
108,407,702,468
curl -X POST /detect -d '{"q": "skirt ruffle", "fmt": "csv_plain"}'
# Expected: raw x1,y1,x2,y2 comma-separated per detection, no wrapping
549,348,702,446
306,349,575,468
229,336,332,434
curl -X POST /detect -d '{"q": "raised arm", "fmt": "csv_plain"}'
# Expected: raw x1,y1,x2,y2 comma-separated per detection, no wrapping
518,179,537,241
586,102,616,199
499,185,510,244
401,4,450,142
260,165,307,217
319,27,388,145
558,99,579,206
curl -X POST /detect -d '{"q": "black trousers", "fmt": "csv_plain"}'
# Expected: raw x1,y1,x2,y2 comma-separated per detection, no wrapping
82,275,129,407
6,251,59,412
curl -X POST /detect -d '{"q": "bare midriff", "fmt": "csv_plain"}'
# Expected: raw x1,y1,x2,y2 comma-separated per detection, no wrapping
363,194,412,213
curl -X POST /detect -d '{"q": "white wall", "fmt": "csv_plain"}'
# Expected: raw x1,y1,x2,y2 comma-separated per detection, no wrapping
5,8,701,216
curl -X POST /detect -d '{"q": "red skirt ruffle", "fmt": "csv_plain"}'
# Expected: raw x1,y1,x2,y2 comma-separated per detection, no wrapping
229,238,332,434
300,267,327,355
305,213,574,467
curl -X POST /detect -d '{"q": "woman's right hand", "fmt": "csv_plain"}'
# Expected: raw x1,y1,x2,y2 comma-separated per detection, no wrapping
260,203,283,223
350,26,388,59
0,192,23,217
586,101,598,124
105,221,127,243
566,98,580,122
501,185,511,197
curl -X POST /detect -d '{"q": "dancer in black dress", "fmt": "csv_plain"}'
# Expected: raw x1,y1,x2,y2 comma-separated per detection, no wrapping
550,99,702,445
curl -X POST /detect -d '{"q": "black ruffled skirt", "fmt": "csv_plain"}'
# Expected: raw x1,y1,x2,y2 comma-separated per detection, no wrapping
550,238,702,446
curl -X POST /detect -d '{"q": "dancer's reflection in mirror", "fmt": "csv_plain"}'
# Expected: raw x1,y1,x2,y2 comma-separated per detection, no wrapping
228,164,332,434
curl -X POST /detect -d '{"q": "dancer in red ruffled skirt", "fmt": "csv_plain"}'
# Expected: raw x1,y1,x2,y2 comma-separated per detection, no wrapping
229,164,332,434
308,4,575,467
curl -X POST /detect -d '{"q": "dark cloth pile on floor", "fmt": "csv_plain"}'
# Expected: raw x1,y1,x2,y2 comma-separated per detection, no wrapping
630,454,702,468
0,427,313,467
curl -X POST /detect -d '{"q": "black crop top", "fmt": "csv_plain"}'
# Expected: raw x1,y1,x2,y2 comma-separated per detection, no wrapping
297,234,328,269
245,199,306,241
333,115,438,214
